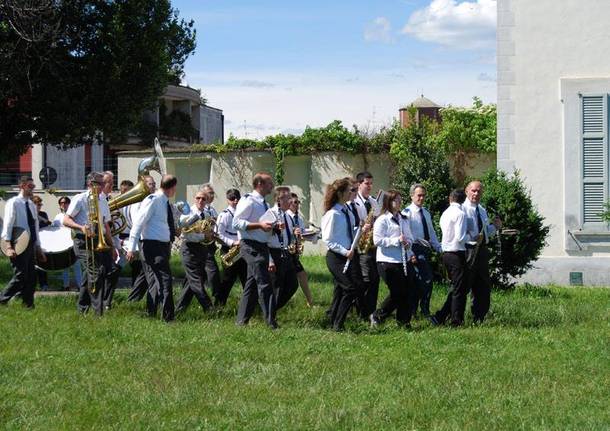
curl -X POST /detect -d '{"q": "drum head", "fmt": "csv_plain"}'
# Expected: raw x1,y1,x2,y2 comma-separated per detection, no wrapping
0,227,30,256
37,226,76,271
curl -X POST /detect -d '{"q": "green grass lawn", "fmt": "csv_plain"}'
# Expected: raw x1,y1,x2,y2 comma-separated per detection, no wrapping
0,255,608,430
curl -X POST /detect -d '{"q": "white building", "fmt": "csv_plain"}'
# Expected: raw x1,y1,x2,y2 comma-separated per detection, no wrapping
497,0,610,285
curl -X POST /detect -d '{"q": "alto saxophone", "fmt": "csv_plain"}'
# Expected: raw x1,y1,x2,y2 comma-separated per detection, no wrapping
287,229,304,256
357,207,376,254
221,243,241,268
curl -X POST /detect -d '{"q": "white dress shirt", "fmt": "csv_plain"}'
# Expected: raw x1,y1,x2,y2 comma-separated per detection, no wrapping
321,203,356,256
402,203,442,252
440,203,467,252
232,190,272,243
216,206,239,247
373,212,414,263
52,212,65,227
462,198,496,243
1,193,40,246
267,205,290,249
354,192,381,221
65,190,111,229
285,209,305,231
128,190,170,250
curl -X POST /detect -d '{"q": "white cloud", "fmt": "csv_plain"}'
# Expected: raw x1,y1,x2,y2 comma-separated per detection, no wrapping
364,17,394,43
402,0,496,50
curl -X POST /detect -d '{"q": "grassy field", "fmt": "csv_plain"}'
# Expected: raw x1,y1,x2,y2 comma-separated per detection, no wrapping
0,255,608,430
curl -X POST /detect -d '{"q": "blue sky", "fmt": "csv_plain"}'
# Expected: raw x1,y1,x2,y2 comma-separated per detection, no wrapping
172,0,497,138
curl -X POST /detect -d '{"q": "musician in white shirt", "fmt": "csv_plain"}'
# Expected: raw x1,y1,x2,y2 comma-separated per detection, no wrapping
267,186,299,311
321,177,363,331
462,180,502,324
232,172,277,329
430,189,469,326
125,175,155,303
370,190,417,328
0,176,45,307
215,189,246,306
354,171,381,320
127,175,178,322
402,183,441,317
285,193,313,307
63,172,113,315
101,171,121,310
199,183,222,303
175,187,215,315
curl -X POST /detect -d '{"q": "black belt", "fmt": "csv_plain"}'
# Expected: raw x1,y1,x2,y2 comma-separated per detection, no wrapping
119,233,129,239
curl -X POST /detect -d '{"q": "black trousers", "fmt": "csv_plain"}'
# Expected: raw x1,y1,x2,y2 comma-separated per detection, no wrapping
127,260,148,302
216,245,247,306
411,244,434,316
326,250,363,331
435,251,468,325
203,243,222,301
269,248,299,310
373,262,416,325
140,240,174,322
73,236,110,315
0,240,36,307
176,242,213,313
36,267,48,290
469,246,492,322
236,239,276,326
102,254,121,310
358,249,380,318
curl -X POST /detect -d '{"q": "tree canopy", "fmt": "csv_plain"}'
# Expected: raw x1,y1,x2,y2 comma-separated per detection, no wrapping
0,0,196,159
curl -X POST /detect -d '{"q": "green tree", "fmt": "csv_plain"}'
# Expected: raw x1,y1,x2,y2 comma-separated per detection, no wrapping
0,0,196,159
389,114,455,217
434,97,496,185
479,169,550,289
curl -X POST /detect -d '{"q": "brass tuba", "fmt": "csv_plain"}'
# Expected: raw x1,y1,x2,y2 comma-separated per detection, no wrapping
86,183,111,293
108,138,166,236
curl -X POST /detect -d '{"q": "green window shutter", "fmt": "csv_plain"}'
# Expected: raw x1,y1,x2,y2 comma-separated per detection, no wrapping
582,95,608,226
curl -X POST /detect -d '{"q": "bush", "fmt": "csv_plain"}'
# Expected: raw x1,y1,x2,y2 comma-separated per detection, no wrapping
479,170,550,289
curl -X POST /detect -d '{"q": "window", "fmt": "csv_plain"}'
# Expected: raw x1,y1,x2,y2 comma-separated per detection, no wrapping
582,95,608,226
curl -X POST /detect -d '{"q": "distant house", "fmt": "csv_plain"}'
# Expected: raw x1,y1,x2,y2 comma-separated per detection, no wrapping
399,95,441,127
497,0,610,285
0,85,224,190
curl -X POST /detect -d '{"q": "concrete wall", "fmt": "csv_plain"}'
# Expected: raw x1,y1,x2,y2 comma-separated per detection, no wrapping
497,0,610,284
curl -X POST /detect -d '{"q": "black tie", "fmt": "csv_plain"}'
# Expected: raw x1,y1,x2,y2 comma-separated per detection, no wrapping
263,199,269,211
364,199,372,213
25,202,36,244
350,203,361,226
200,211,205,220
167,201,176,243
476,206,483,232
420,210,430,241
293,214,299,227
283,213,292,244
341,206,353,243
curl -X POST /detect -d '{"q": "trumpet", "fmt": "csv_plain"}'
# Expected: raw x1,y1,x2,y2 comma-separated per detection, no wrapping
181,218,218,245
86,183,111,294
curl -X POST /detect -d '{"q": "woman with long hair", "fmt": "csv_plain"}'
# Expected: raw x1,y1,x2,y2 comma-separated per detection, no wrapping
321,178,363,331
370,189,417,328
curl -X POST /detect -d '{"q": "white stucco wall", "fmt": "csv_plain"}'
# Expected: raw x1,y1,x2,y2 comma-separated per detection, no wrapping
497,0,610,284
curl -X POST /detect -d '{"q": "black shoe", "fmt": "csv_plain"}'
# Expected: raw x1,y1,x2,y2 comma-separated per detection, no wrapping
269,320,280,330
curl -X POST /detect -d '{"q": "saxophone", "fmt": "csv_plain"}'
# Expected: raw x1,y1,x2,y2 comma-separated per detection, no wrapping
287,229,304,256
220,244,241,268
357,207,376,254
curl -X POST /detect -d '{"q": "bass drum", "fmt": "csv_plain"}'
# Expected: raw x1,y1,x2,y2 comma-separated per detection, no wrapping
37,226,77,271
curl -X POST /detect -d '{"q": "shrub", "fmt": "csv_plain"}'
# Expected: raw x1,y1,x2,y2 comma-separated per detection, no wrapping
478,169,550,289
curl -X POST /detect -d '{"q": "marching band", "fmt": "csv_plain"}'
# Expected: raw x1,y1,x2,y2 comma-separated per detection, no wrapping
0,150,502,330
